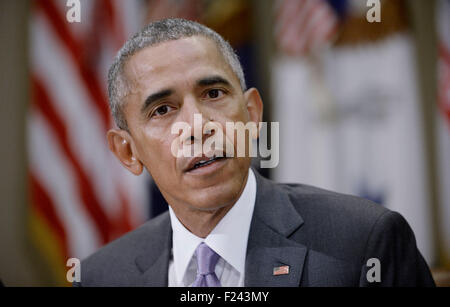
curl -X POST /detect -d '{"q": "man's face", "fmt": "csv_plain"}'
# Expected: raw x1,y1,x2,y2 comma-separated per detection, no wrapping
119,36,262,211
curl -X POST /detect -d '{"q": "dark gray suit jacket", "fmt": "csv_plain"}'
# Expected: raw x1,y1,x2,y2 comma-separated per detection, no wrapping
76,170,435,287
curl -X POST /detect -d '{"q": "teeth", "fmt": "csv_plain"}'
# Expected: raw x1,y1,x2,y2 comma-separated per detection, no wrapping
193,156,221,169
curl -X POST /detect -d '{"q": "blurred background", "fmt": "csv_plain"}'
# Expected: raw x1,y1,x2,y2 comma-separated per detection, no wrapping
0,0,449,286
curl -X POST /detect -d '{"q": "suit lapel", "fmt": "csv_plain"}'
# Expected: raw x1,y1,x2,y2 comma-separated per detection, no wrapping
131,170,308,287
245,171,308,287
138,248,171,286
245,239,307,287
134,213,172,286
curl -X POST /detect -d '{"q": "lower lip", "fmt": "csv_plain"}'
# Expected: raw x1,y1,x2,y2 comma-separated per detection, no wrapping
186,158,228,176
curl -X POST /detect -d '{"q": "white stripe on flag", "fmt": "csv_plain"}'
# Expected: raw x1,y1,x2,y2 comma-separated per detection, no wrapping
275,0,337,56
32,13,121,215
29,111,101,259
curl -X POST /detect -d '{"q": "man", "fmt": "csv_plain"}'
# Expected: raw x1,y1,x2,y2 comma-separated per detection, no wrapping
76,19,435,287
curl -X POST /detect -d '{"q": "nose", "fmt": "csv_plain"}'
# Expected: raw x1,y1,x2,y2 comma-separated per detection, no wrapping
178,95,215,148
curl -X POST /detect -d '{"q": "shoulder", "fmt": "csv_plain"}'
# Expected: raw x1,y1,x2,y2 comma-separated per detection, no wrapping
273,180,390,229
78,211,170,286
266,179,404,261
258,178,433,286
83,211,170,264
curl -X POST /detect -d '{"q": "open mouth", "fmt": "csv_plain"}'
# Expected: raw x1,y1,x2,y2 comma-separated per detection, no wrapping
189,155,226,171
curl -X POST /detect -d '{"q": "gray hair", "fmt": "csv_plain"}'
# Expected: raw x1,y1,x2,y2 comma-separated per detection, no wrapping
108,18,247,131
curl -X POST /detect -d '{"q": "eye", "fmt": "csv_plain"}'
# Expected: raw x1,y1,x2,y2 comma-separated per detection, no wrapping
151,105,174,118
205,89,225,99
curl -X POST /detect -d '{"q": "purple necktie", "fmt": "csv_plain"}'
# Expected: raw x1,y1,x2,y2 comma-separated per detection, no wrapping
191,243,222,287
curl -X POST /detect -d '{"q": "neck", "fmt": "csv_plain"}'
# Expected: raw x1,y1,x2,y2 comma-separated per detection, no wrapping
172,205,233,238
168,172,249,238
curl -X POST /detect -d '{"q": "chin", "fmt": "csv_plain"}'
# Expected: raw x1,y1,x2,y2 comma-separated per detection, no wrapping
186,173,246,210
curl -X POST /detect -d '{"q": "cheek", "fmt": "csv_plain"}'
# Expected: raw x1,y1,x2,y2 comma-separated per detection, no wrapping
215,98,249,122
214,114,252,154
136,128,176,167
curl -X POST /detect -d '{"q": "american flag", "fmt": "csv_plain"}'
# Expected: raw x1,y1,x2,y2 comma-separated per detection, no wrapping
439,43,450,125
274,0,338,56
273,265,290,276
28,0,148,283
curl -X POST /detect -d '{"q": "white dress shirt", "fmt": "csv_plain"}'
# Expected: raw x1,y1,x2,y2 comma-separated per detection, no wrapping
168,168,257,287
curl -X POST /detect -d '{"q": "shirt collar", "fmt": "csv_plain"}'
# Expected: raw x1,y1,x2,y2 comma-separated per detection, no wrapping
168,168,257,285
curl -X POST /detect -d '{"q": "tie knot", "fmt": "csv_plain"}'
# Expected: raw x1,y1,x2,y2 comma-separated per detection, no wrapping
195,243,220,275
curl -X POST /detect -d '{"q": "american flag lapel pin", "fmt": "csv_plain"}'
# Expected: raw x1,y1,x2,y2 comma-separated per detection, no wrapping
273,265,290,276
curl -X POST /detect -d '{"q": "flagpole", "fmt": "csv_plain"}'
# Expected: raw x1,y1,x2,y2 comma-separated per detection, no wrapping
407,0,442,269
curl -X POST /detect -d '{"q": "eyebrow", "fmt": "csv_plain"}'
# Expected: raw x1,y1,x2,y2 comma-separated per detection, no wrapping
140,76,231,114
197,76,231,88
141,89,173,114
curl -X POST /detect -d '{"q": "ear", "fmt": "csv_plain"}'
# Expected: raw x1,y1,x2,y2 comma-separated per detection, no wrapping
106,129,143,175
244,88,264,138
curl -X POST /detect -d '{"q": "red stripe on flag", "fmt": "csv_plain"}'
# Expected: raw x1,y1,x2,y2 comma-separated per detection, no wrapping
274,0,338,56
440,43,450,65
30,172,70,259
276,0,306,46
292,1,323,54
100,0,126,48
98,1,137,234
438,43,450,126
32,76,111,243
36,0,111,130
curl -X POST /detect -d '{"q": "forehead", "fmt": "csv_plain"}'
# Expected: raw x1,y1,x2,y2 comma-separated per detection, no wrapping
123,36,238,91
